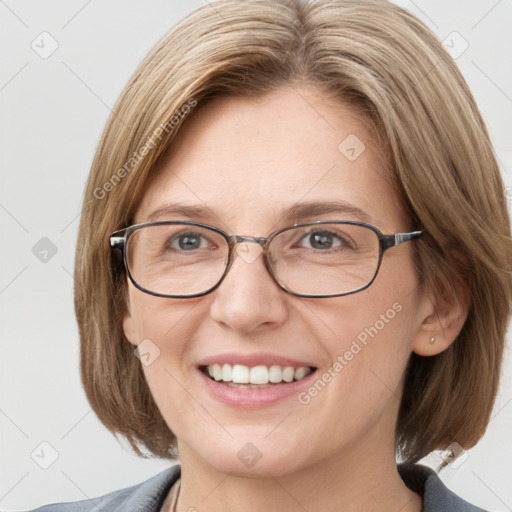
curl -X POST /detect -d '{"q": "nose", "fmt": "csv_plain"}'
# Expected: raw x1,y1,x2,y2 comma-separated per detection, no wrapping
208,241,289,334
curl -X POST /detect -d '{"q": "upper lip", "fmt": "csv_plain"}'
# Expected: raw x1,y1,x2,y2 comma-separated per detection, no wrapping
197,353,317,369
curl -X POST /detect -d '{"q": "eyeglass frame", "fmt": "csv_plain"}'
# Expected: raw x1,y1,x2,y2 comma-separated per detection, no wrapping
110,220,422,299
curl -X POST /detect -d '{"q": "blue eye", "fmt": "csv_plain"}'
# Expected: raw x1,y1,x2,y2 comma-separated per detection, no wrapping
168,232,208,251
298,230,352,250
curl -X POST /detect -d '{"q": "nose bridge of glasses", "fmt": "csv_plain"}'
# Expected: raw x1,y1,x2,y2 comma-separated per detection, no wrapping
231,235,268,246
227,235,269,267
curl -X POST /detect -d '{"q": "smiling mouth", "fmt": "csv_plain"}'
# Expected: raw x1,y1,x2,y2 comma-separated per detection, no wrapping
200,363,317,388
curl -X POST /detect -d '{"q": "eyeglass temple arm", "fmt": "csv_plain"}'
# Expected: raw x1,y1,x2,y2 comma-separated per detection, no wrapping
110,234,125,251
381,231,422,251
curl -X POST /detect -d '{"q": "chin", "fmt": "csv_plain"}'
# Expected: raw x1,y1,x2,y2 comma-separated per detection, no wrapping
186,435,310,479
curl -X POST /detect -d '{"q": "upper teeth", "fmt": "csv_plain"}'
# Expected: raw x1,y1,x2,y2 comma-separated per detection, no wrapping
206,364,313,385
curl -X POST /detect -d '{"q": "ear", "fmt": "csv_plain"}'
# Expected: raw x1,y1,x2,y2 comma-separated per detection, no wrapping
123,309,139,347
412,282,470,356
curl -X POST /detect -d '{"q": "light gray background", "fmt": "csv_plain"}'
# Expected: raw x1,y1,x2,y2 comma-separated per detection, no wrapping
1,0,511,510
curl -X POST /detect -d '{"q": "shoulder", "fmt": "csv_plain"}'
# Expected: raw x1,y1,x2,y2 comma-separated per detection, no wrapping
18,465,181,512
398,463,489,512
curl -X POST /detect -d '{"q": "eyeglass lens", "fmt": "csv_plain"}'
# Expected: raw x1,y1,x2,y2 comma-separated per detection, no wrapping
126,223,380,297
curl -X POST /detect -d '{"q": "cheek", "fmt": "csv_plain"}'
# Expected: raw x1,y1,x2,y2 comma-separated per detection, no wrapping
307,284,417,361
127,289,199,346
303,263,420,402
126,291,203,402
294,297,417,450
129,295,208,439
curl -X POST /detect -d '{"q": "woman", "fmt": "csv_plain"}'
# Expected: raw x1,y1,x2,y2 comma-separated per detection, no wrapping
25,0,511,510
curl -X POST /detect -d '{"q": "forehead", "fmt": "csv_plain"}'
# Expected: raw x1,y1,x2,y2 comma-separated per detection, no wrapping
135,86,403,232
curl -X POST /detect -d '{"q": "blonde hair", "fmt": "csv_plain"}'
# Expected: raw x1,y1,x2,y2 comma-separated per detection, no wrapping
75,0,511,463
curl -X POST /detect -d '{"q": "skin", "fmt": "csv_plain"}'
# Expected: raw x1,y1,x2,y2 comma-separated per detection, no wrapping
123,85,466,512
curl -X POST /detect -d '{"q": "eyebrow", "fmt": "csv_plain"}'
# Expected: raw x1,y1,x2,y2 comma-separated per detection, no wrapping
279,201,372,225
144,200,373,225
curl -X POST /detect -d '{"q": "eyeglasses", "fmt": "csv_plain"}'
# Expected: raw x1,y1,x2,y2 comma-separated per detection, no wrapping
110,220,421,299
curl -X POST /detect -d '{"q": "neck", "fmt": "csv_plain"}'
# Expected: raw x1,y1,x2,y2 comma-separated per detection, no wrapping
172,433,422,512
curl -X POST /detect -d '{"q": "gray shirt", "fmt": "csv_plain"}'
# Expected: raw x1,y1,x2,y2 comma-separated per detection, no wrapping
17,463,488,511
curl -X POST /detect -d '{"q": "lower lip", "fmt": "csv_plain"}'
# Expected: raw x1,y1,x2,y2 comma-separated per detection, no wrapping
197,367,317,409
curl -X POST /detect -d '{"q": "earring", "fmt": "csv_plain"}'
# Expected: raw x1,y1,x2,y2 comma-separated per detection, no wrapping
430,337,435,344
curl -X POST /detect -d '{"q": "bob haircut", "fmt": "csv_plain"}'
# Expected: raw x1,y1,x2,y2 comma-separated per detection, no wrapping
75,0,511,464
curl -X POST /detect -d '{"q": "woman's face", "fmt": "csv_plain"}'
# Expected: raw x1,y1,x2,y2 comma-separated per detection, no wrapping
123,85,433,477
